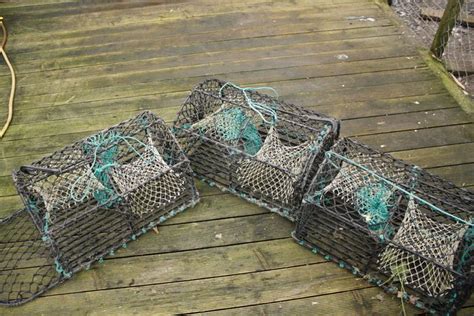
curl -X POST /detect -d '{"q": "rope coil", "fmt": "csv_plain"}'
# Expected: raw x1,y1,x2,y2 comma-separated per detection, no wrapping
0,17,16,138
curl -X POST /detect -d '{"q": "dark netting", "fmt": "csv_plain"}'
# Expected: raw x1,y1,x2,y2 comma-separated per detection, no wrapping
1,111,199,306
173,79,339,221
0,209,62,306
293,138,473,314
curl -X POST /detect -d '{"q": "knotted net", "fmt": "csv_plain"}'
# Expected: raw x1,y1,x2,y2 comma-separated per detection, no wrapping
190,105,262,155
378,197,468,297
319,149,410,237
236,126,323,205
111,145,185,217
0,209,61,306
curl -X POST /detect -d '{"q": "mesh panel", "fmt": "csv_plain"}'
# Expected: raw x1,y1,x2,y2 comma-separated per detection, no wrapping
191,106,262,155
390,0,473,95
32,167,105,223
236,126,319,205
0,209,62,306
378,198,468,297
111,146,185,217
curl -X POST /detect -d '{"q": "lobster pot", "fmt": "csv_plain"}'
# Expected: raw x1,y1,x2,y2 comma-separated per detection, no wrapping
3,111,199,306
173,79,339,221
293,138,473,314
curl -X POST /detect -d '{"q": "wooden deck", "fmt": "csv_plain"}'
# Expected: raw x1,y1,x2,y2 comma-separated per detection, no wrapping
0,0,473,314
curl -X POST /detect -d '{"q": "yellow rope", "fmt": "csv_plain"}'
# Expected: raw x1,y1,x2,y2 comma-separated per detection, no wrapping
0,17,16,139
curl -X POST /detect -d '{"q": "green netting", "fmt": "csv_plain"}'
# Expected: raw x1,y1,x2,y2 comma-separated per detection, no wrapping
82,131,121,207
355,182,394,234
192,107,262,155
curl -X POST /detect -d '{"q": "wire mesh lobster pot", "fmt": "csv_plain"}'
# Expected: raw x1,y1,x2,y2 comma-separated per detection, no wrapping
293,138,473,314
173,79,339,221
1,111,199,306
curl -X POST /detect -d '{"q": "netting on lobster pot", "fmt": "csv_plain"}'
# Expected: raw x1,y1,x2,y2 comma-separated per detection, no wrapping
293,138,473,314
173,79,339,221
2,111,199,306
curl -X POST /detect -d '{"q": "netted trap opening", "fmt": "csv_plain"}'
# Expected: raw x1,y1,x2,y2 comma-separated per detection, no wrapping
173,79,339,221
294,138,473,314
1,111,199,306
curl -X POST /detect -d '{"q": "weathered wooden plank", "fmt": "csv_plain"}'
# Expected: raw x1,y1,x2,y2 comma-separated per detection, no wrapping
4,10,386,61
19,239,324,295
2,0,371,18
1,86,451,130
391,143,474,168
356,124,473,152
7,16,388,59
0,76,446,139
0,59,430,121
0,263,371,315
1,34,414,91
6,0,377,39
5,4,383,54
200,287,418,315
7,22,399,67
427,163,474,187
6,27,402,75
341,108,472,137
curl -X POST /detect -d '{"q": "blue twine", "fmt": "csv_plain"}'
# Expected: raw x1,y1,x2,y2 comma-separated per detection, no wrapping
326,151,473,227
26,198,38,213
54,258,72,278
71,131,159,206
205,107,262,155
219,82,279,125
355,182,392,232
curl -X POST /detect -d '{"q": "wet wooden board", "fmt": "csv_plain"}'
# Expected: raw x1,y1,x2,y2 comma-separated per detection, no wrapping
0,0,472,314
